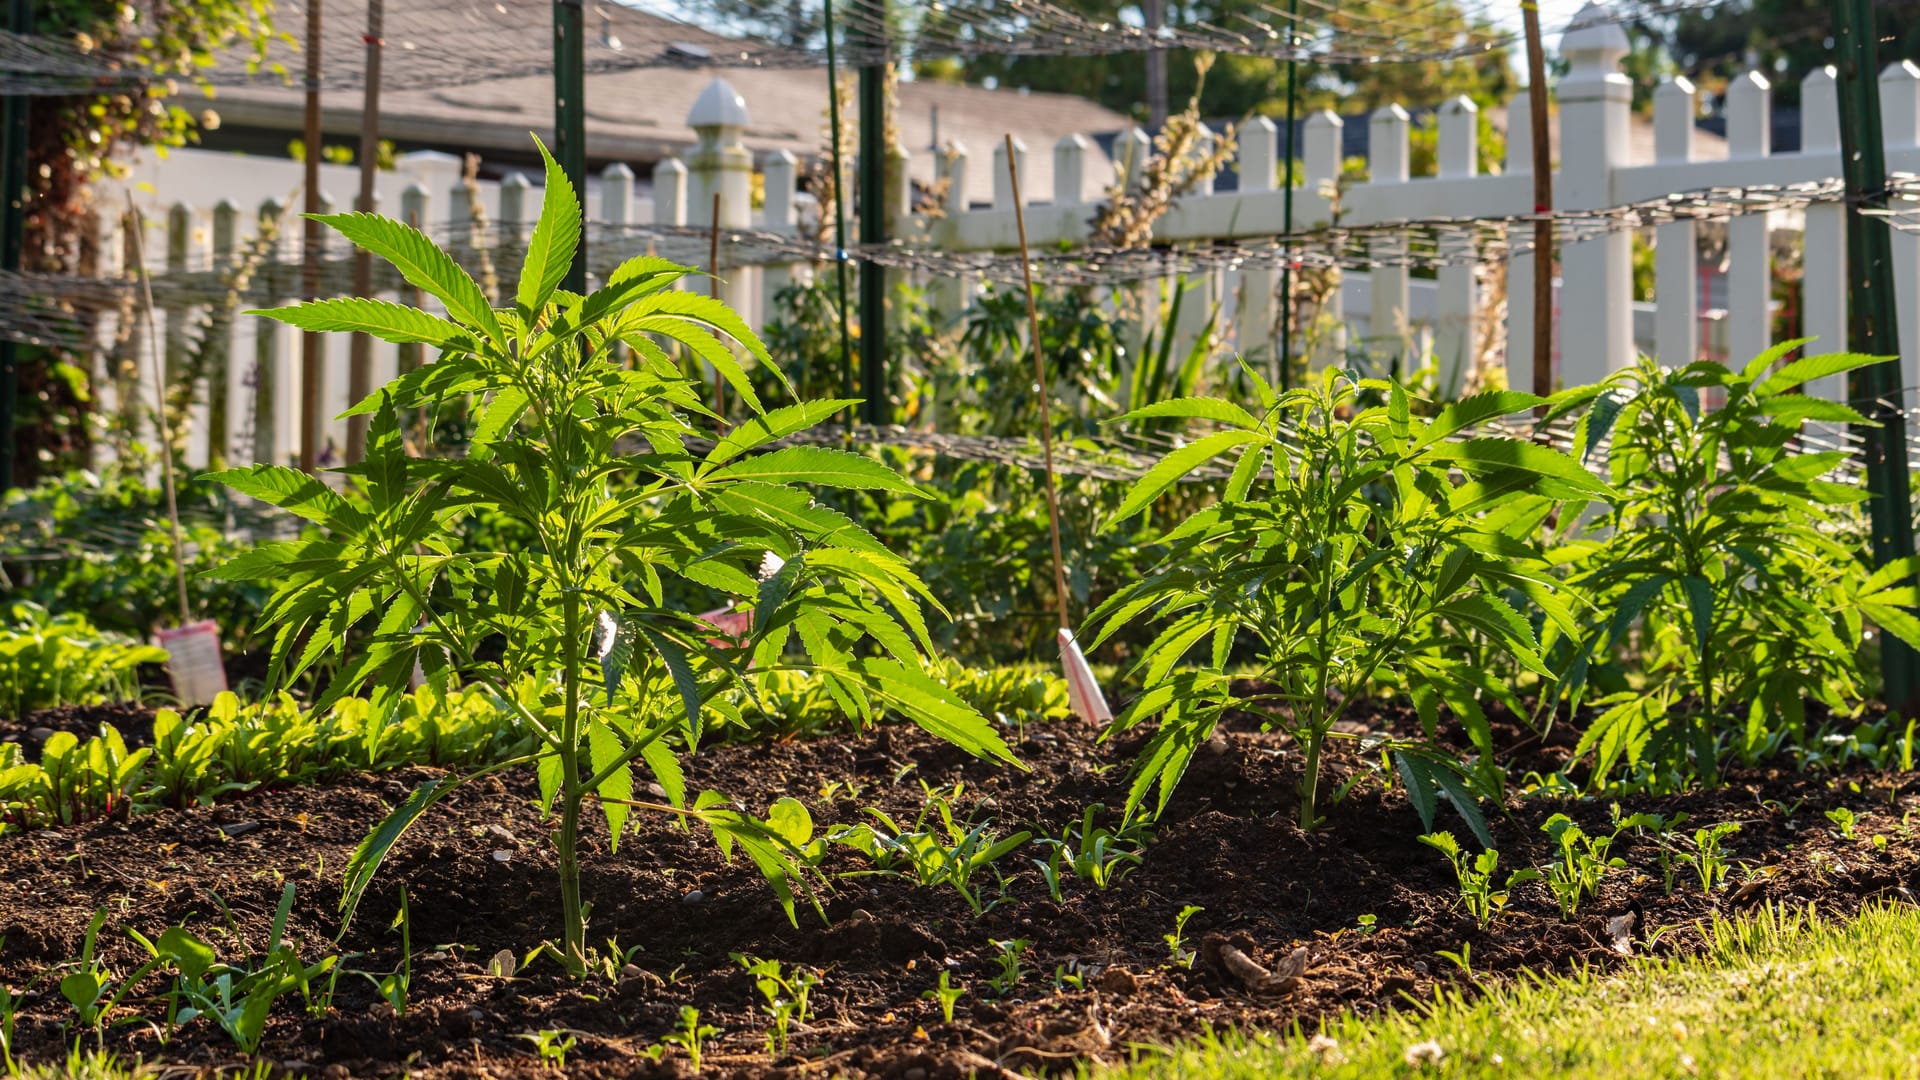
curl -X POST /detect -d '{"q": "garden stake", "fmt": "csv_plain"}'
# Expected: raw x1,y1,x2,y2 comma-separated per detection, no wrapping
823,0,855,434
128,193,229,705
710,191,726,425
1004,133,1112,725
125,195,190,630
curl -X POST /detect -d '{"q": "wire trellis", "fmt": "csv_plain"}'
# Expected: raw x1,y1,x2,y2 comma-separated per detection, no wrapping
1,0,1734,95
13,174,1920,348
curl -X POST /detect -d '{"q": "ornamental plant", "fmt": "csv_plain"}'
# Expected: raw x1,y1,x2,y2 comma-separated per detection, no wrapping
1545,343,1920,790
208,139,1015,973
1090,367,1606,839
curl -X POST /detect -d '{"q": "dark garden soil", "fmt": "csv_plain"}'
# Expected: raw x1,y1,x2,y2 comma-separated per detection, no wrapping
1,702,1916,1079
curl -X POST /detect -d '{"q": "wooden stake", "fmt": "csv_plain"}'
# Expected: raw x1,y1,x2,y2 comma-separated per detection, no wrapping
1522,0,1553,399
710,191,726,424
125,194,191,627
346,0,385,465
1004,134,1072,632
299,0,324,471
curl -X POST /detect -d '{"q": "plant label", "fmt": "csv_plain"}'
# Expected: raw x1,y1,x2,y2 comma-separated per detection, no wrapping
156,620,228,706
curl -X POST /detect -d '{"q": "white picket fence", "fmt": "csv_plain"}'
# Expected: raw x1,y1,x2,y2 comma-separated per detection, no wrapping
105,1,1920,468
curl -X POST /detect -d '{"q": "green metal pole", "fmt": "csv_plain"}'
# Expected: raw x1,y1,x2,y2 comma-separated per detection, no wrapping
554,0,587,292
1834,0,1919,709
824,0,855,432
1277,0,1298,392
856,16,887,426
0,0,32,492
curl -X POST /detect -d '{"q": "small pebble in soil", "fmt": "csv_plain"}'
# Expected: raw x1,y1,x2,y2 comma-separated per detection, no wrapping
486,823,516,844
1094,966,1138,995
218,821,261,837
26,727,53,745
322,1066,350,1080
491,850,512,863
683,889,705,904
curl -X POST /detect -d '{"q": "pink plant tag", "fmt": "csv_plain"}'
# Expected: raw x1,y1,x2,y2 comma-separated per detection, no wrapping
699,607,754,648
698,552,786,648
156,620,228,707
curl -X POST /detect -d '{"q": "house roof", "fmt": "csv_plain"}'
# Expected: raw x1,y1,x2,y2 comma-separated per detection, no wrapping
202,0,1129,200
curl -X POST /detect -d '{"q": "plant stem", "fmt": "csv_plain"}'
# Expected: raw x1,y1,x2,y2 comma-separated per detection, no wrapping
558,582,587,975
1300,725,1324,831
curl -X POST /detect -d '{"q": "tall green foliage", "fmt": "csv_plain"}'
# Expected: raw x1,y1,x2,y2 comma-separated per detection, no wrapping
1089,367,1602,837
1547,344,1920,790
208,139,1014,973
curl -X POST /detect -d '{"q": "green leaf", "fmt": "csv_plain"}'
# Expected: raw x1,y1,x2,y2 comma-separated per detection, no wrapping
1115,396,1260,430
516,136,584,321
846,658,1021,766
1417,390,1549,447
1111,429,1263,523
1680,575,1713,657
709,446,926,495
703,399,862,469
1426,438,1612,498
636,625,704,741
311,212,504,348
201,540,347,581
1754,351,1889,398
588,721,632,852
209,465,370,534
339,773,470,936
252,297,473,349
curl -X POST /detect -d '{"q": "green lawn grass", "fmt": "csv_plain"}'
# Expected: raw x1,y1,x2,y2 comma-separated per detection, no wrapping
1103,903,1920,1080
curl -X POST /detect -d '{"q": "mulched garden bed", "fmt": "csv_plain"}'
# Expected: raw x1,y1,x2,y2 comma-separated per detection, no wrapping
1,702,1915,1079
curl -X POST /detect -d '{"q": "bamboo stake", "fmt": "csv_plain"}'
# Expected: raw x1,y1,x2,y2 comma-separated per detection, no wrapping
125,194,191,627
710,190,726,424
1003,133,1071,632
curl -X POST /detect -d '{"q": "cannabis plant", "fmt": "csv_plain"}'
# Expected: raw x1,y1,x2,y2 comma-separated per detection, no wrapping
209,140,1015,973
1090,367,1603,839
1546,343,1920,789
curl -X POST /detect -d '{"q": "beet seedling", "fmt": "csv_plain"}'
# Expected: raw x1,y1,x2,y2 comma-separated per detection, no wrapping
732,954,819,1056
1419,831,1538,928
215,136,1017,974
1683,822,1742,893
1164,904,1203,968
1540,814,1624,919
664,1006,719,1071
923,970,964,1024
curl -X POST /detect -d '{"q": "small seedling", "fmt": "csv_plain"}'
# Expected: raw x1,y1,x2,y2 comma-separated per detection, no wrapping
0,983,20,1073
1540,814,1624,920
1355,913,1378,935
1436,942,1474,980
1826,807,1858,840
1164,905,1203,969
1419,832,1540,927
987,939,1029,996
731,954,819,1056
521,1029,576,1069
664,1006,719,1072
1682,822,1742,894
923,970,964,1024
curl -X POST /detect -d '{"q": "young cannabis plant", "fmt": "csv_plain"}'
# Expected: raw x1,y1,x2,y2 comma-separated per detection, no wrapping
1547,344,1920,789
211,138,1016,974
1091,367,1602,836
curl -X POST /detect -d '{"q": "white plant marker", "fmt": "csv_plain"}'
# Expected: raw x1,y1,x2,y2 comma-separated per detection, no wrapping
1058,628,1112,724
1005,134,1112,725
